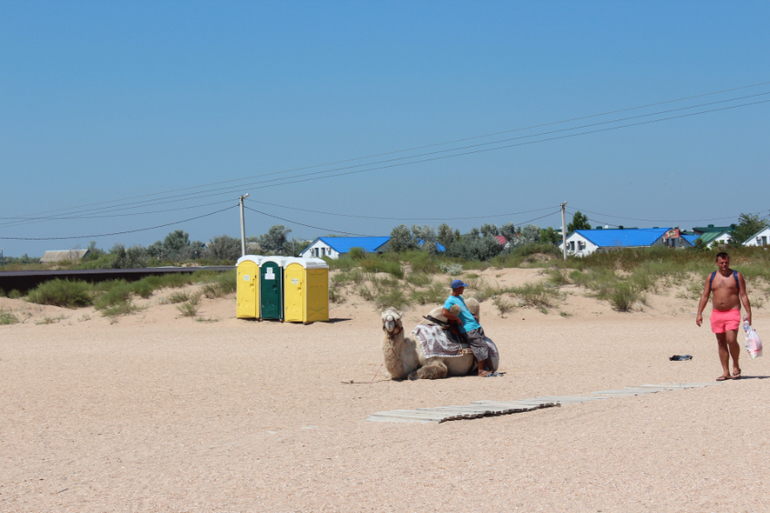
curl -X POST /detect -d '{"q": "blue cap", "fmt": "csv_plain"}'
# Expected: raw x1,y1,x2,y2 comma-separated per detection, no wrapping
451,279,468,289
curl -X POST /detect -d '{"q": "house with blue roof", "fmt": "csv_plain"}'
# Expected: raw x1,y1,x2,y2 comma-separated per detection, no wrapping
299,236,390,259
559,228,673,257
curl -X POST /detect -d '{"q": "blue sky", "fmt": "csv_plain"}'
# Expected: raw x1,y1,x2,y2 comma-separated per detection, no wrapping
1,1,769,257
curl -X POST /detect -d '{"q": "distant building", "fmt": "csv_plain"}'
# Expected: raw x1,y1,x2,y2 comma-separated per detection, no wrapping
416,239,446,252
692,224,737,236
40,249,90,263
742,227,770,247
299,237,390,260
559,228,672,257
696,230,733,249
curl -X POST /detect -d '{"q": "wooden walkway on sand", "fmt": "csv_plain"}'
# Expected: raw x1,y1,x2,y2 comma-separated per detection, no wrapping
366,382,721,424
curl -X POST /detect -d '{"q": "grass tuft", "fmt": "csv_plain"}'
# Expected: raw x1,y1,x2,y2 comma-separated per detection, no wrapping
493,296,513,316
0,309,19,325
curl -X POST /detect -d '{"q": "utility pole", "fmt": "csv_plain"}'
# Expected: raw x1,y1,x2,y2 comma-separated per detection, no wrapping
240,194,250,257
561,202,568,260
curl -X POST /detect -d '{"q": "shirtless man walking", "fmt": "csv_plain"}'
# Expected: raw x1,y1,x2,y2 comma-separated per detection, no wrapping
696,252,752,381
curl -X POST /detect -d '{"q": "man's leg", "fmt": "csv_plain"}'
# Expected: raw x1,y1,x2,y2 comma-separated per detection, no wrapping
466,328,491,377
725,329,741,377
715,332,731,380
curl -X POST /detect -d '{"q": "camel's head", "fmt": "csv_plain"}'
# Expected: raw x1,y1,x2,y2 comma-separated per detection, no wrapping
466,297,480,321
381,307,403,334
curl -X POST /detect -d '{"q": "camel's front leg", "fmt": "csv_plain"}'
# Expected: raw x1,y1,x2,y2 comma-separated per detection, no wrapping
412,361,449,380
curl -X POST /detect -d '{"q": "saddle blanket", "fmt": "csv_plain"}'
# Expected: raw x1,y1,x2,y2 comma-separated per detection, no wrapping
412,324,500,360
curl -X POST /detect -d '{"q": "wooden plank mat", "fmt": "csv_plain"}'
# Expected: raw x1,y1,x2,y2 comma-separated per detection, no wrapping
365,382,723,424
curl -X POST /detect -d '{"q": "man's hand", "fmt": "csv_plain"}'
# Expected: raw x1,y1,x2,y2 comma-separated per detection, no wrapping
696,313,703,327
745,313,752,326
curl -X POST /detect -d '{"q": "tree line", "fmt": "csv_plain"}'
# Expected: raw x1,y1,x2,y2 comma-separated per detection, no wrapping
3,210,766,268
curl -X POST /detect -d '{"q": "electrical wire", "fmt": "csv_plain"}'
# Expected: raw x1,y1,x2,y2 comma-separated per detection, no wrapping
245,199,558,221
6,82,770,224
237,97,770,193
243,206,376,237
0,205,237,241
569,207,770,224
0,199,236,223
245,205,561,238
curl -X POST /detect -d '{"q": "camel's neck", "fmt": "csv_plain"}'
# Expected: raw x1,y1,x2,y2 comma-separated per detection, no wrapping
382,329,407,378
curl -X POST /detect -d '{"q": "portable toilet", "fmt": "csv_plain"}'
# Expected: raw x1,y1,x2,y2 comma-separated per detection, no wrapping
284,257,330,323
260,256,287,320
236,255,262,319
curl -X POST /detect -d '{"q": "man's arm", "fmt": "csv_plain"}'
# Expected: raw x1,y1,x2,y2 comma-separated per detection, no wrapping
738,272,752,326
695,276,711,327
442,308,459,322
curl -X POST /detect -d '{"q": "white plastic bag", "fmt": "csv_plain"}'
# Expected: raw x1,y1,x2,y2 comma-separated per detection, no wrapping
743,320,763,359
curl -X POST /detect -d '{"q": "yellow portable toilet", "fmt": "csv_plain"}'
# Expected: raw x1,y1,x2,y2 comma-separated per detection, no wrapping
236,255,262,319
283,257,329,323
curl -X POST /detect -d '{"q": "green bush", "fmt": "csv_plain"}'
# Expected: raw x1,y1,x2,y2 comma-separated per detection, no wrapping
511,283,559,310
27,279,93,308
493,296,513,316
328,284,345,304
0,309,19,325
375,286,411,311
201,270,236,298
348,247,366,260
94,282,132,310
8,289,22,299
411,282,447,305
402,251,438,273
547,270,570,287
167,291,192,304
405,272,432,288
102,301,140,318
609,283,639,312
130,279,155,299
177,302,200,317
325,255,357,271
176,293,201,317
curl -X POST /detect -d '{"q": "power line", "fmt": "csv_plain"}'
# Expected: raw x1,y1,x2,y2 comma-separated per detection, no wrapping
565,208,770,230
237,97,770,193
246,199,558,221
246,205,561,237
0,199,236,228
0,205,237,241
7,81,769,223
244,206,376,237
569,207,770,224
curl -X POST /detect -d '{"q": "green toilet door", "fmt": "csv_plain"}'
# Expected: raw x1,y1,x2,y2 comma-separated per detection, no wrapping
260,261,283,319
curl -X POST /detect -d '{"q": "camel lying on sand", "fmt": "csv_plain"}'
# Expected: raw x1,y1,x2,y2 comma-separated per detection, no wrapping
381,298,499,380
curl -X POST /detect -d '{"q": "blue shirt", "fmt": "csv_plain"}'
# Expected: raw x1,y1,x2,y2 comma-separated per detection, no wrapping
443,295,481,334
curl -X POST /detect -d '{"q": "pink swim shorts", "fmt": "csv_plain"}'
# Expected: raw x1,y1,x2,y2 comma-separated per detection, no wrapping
710,309,741,334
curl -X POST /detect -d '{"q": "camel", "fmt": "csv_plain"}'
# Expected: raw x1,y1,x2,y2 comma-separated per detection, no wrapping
381,298,500,380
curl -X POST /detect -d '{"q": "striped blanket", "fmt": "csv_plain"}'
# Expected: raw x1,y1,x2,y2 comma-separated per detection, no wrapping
411,324,500,360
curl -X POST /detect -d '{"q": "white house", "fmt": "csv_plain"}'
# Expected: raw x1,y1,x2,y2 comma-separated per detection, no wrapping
743,227,770,247
299,236,390,260
698,230,733,249
559,228,671,257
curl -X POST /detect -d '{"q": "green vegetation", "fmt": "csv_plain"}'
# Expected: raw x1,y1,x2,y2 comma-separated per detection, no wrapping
176,293,201,317
201,270,237,298
27,279,93,308
493,296,513,316
20,270,232,318
0,309,19,325
411,281,446,305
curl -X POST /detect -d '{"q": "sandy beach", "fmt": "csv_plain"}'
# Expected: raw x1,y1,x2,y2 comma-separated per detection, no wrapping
1,268,768,512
